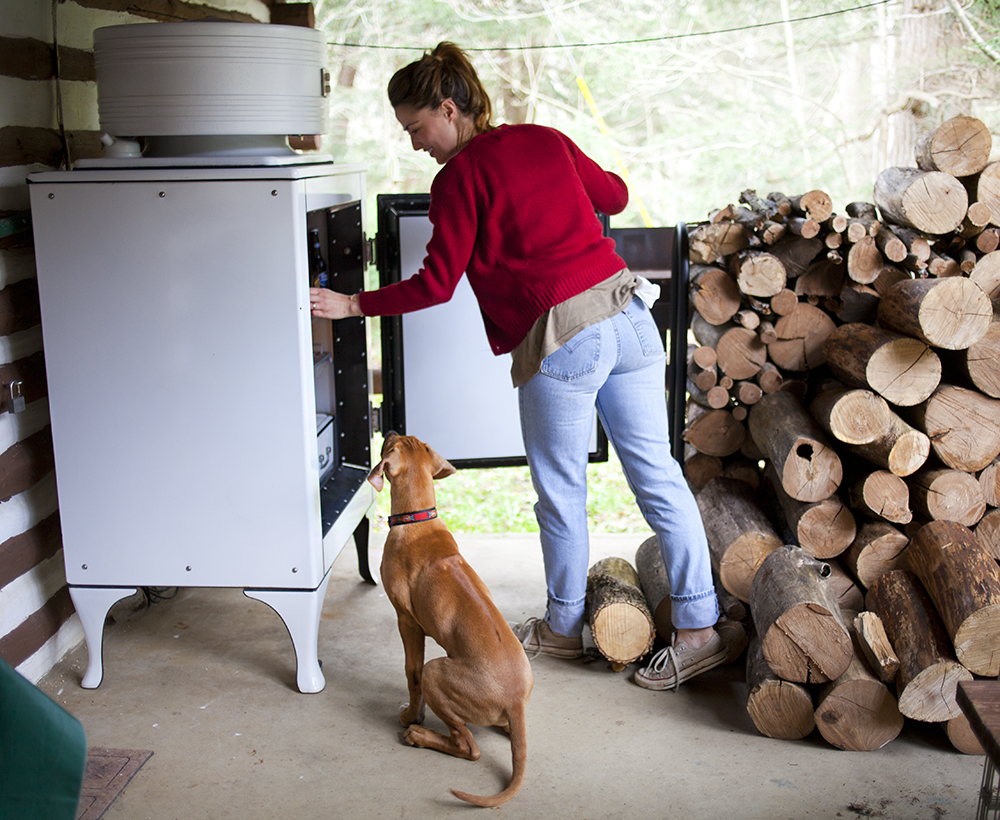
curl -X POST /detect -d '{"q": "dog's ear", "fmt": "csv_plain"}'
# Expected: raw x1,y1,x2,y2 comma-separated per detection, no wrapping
426,444,457,480
367,459,386,492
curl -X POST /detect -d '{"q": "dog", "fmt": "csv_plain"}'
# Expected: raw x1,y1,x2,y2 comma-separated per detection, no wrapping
368,433,533,807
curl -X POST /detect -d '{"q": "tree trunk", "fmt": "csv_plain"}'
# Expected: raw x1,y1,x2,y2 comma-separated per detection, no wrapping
696,477,782,603
909,384,1000,473
873,167,969,235
585,557,656,668
866,569,972,722
814,620,904,751
745,628,815,741
908,466,986,527
853,610,900,684
843,521,910,590
905,520,1000,677
634,536,672,642
749,545,853,684
809,386,892,446
877,276,992,351
748,391,842,503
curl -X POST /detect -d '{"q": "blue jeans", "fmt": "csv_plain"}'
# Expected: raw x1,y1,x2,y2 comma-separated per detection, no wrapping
518,297,719,638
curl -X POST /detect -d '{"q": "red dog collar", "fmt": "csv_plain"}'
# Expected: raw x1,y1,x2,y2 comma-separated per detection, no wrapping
387,507,438,527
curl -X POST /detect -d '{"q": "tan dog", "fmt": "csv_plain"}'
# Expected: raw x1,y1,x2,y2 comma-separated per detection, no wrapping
368,433,533,807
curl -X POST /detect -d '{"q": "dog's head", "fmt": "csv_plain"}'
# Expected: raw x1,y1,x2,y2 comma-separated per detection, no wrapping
367,432,456,492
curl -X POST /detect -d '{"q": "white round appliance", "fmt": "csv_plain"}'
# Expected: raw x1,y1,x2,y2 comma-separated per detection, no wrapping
93,20,329,157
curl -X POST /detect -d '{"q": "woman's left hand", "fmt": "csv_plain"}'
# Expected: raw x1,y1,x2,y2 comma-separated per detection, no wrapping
310,288,362,319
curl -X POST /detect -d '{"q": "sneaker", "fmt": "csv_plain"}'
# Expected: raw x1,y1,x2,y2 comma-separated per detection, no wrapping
510,617,584,659
633,631,727,690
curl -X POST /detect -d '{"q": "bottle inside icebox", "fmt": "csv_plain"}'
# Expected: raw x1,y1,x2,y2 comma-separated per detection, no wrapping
308,228,329,289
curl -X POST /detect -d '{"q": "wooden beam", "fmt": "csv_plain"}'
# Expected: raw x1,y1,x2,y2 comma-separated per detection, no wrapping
0,586,75,668
0,126,104,170
0,36,95,82
0,513,61,589
67,0,259,23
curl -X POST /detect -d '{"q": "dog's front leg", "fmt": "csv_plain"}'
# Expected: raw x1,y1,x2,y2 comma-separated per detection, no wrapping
397,613,426,726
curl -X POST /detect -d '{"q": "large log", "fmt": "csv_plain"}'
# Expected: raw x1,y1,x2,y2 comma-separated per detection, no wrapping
974,507,1000,561
634,536,672,642
682,409,745,457
749,545,853,684
731,250,787,297
690,264,741,326
969,250,1000,299
767,303,836,372
905,520,1000,677
909,385,1000,473
846,469,912,525
745,628,815,741
767,235,824,278
843,521,910,589
696,477,782,603
908,466,986,527
842,410,929,477
813,618,904,751
955,320,1000,398
715,326,768,380
866,570,972,722
877,276,992,351
809,385,891,446
763,465,855,560
689,221,750,264
873,167,968,235
822,323,941,407
914,115,992,178
845,235,884,285
977,162,1000,227
748,391,842,503
585,557,656,668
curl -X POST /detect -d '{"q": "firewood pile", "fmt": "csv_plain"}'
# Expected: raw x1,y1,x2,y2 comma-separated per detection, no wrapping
586,115,1000,755
683,113,1000,753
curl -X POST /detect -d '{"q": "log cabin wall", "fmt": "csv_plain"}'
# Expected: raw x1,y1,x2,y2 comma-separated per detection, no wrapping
0,0,275,683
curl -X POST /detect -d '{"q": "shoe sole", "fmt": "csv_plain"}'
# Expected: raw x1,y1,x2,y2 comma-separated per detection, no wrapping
633,648,728,690
522,645,585,660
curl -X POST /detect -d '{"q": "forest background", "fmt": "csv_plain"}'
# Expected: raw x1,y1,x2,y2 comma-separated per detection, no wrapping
310,0,1000,532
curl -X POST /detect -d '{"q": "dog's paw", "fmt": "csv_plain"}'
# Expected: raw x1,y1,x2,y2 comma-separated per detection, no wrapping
402,724,432,747
398,703,424,726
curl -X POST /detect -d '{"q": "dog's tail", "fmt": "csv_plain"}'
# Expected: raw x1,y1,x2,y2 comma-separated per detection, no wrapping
451,704,528,808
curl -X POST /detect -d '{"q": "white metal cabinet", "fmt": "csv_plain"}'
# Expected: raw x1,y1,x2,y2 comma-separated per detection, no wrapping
28,161,374,693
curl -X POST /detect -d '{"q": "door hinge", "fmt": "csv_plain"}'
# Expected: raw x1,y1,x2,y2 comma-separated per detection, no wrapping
370,401,383,434
364,235,375,269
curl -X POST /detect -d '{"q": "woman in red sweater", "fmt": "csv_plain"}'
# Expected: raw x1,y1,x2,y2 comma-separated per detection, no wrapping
311,42,723,690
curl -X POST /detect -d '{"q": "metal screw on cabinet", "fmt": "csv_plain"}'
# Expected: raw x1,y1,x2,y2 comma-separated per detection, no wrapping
81,564,87,570
291,567,298,573
271,190,278,196
186,565,192,571
48,193,54,199
158,192,165,198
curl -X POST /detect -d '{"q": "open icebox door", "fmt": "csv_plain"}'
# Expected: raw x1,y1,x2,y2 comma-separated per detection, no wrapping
375,193,609,469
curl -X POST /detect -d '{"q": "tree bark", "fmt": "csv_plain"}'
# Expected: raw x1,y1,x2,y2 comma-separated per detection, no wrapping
866,569,972,722
748,391,842,503
585,556,656,668
877,276,992,351
822,322,941,407
873,167,969,235
974,507,1000,561
749,545,853,684
696,477,782,603
905,520,1000,677
634,536,672,642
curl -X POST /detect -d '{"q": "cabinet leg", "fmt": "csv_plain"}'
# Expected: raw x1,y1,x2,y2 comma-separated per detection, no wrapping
244,569,333,694
68,586,138,689
354,516,374,584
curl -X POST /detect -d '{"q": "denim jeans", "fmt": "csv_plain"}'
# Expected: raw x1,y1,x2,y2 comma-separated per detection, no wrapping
518,297,719,638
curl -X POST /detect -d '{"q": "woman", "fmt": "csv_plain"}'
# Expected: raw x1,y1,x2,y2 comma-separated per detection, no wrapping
311,42,723,689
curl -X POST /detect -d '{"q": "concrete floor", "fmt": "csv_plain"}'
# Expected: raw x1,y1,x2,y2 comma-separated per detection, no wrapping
39,532,985,820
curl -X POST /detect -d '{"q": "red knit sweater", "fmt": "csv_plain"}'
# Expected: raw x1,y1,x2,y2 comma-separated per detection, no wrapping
358,123,628,355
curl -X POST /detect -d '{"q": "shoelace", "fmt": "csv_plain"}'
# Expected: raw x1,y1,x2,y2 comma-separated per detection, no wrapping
643,641,689,691
514,617,544,659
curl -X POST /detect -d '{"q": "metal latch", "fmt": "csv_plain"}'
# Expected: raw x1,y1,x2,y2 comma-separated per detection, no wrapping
7,381,25,413
364,235,375,269
370,401,383,433
321,68,331,97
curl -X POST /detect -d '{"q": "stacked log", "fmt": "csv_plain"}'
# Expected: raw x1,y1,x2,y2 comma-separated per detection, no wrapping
681,115,1000,754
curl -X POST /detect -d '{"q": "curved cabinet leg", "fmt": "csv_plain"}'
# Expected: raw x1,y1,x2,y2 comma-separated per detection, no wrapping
244,569,333,694
68,586,138,689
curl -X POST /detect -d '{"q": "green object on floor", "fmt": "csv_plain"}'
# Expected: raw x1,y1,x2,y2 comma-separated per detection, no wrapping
0,656,87,820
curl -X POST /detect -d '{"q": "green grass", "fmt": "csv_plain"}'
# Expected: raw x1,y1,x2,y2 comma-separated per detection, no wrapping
369,445,650,535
